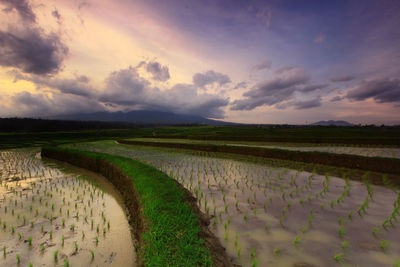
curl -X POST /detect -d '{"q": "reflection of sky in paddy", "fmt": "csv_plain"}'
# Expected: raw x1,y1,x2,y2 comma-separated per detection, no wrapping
0,149,135,267
71,141,400,267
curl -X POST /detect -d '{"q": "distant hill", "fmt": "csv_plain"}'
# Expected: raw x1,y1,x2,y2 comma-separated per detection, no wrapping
310,120,354,126
49,110,235,126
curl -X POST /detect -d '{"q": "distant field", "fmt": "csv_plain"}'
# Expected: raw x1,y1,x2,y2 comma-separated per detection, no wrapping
1,125,400,149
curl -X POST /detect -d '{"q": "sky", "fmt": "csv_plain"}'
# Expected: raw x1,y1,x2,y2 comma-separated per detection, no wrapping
0,0,399,125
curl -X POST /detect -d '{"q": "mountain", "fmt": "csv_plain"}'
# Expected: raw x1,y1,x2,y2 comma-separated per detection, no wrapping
49,110,235,126
310,120,354,126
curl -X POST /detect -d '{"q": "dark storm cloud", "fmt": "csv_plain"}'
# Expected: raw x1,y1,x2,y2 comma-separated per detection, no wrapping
347,78,400,103
138,61,170,82
10,91,104,116
192,70,231,88
299,83,329,93
331,95,345,102
100,66,229,118
0,0,68,75
12,71,95,97
293,97,322,109
0,28,68,75
231,66,325,111
331,75,355,82
0,0,36,23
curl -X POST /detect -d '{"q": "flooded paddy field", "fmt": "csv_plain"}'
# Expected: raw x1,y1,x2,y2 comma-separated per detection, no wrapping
127,138,400,159
70,141,400,267
0,149,135,266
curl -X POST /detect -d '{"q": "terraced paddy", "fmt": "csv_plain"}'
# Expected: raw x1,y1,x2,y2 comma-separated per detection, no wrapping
68,141,400,267
126,138,400,159
0,149,135,266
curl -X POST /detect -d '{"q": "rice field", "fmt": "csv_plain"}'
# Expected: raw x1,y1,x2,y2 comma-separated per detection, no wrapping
127,138,400,159
0,149,135,266
69,141,400,267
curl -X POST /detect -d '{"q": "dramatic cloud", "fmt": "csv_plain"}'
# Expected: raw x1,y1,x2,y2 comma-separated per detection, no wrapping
293,97,322,109
231,66,321,110
299,83,329,93
331,95,345,102
0,29,68,75
331,76,355,82
100,66,229,118
0,0,36,23
6,91,104,117
138,61,170,82
192,70,231,88
347,78,400,103
0,0,68,75
251,60,271,71
233,81,247,90
13,71,95,97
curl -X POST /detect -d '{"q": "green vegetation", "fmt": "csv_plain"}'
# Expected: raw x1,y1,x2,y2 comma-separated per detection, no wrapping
2,124,400,149
42,146,214,266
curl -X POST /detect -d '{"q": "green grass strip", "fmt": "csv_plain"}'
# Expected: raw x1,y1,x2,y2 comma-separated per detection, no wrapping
42,146,212,266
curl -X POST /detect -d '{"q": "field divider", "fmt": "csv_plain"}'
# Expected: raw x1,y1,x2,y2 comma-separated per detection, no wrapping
117,139,400,176
41,146,234,267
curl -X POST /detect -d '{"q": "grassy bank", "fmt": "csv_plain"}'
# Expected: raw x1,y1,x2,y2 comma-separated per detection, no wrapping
41,146,232,266
118,140,400,176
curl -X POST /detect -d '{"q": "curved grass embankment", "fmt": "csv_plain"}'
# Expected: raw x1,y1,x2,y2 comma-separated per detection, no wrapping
41,146,233,267
117,139,400,179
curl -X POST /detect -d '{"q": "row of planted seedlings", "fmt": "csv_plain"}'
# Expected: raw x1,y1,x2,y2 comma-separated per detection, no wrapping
68,141,400,266
241,144,400,159
0,149,134,267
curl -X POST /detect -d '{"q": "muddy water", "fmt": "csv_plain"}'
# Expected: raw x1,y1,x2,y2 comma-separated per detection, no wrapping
70,141,400,267
0,149,135,266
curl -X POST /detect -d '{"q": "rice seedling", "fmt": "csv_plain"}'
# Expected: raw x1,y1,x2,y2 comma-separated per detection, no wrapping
16,254,21,264
64,258,69,267
252,258,258,267
90,249,95,261
293,235,301,247
27,236,32,246
341,241,349,251
250,248,256,258
273,247,280,256
348,210,354,221
372,227,380,236
338,226,345,238
380,240,389,251
334,253,345,263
